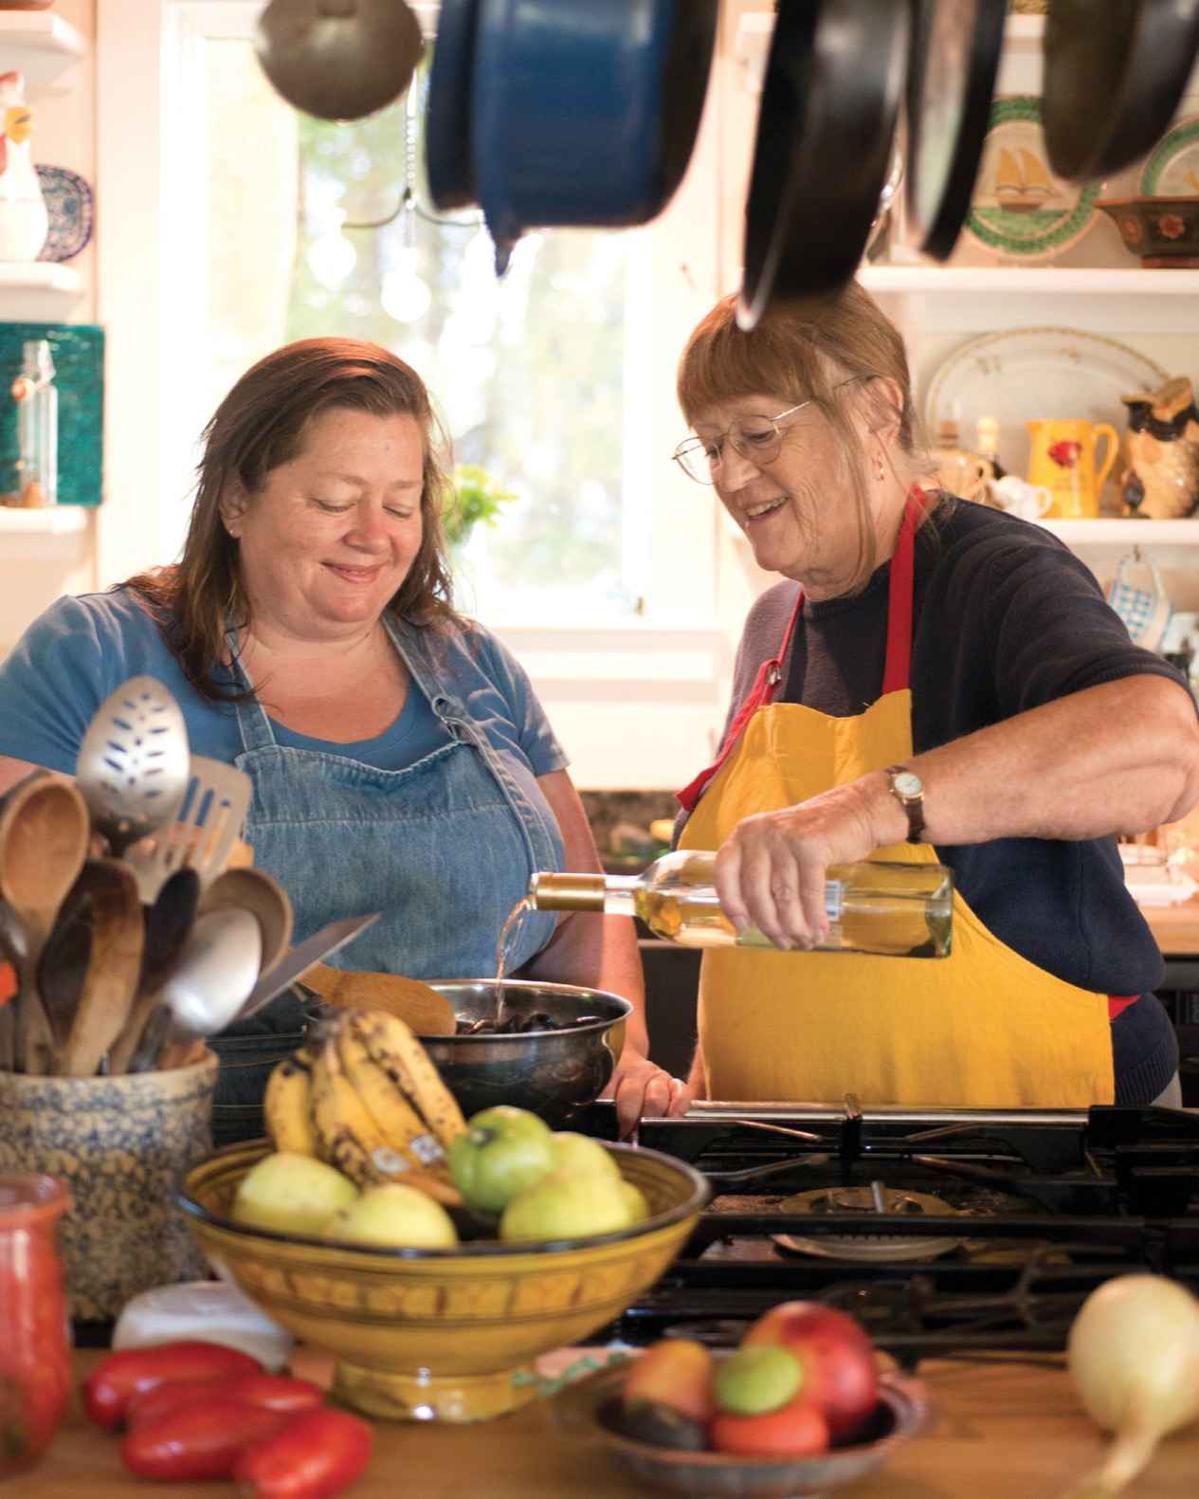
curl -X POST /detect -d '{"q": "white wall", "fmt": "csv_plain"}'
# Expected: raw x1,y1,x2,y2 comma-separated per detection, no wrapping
0,0,97,654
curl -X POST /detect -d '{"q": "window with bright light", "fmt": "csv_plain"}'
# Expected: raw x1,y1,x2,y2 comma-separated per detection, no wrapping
159,4,686,625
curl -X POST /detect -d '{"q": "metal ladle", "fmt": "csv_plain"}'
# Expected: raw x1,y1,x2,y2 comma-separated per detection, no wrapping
254,0,424,122
199,867,293,977
76,676,190,859
129,907,263,1071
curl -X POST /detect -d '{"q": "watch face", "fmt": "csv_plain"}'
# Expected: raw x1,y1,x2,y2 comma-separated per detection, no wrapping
892,770,923,799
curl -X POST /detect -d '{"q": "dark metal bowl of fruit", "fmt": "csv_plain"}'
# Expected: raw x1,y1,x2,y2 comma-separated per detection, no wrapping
553,1314,931,1497
410,980,632,1127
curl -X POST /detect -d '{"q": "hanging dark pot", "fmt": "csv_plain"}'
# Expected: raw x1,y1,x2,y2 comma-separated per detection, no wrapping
255,0,424,123
1041,0,1199,181
424,0,482,211
471,0,719,272
739,0,910,329
904,0,1007,261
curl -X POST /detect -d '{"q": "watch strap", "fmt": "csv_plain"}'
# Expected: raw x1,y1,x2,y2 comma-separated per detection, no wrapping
885,764,926,845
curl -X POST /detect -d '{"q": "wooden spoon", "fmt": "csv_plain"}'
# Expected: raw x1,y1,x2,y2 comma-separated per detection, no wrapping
108,868,201,1075
56,859,145,1078
0,772,90,1072
0,899,29,1071
301,963,457,1037
199,867,293,977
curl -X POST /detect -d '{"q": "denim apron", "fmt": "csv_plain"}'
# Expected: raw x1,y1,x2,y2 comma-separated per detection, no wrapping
208,612,565,1143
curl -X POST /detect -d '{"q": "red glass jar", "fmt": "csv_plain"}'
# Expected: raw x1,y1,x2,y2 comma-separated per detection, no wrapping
0,1175,71,1477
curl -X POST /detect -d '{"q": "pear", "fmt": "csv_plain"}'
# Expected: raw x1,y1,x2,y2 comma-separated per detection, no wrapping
500,1169,636,1243
548,1132,621,1180
232,1152,359,1238
618,1180,650,1225
325,1183,459,1249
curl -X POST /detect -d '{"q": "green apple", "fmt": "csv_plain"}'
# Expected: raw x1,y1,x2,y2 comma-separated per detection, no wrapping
500,1169,636,1243
232,1152,359,1238
448,1105,556,1214
714,1345,804,1416
324,1183,459,1249
549,1132,620,1180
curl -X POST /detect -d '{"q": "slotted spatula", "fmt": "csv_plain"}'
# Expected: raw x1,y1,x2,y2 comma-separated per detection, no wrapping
125,756,253,901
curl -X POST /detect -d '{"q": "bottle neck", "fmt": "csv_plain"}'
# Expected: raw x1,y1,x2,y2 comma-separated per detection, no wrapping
527,871,639,916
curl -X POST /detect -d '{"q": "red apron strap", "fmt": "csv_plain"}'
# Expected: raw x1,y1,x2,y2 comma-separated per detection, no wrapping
676,588,804,813
676,485,929,812
881,487,929,695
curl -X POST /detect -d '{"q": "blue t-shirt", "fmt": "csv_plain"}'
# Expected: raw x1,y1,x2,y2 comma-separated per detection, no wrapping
0,589,566,779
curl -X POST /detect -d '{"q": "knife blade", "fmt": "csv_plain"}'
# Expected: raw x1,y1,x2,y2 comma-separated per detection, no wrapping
237,912,380,1021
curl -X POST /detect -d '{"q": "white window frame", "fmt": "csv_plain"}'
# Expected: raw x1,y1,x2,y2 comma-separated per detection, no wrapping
97,0,738,786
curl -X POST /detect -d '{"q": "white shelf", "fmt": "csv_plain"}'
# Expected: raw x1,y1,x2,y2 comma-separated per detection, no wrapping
0,262,83,295
1037,519,1199,546
860,266,1199,297
0,506,89,535
0,11,87,90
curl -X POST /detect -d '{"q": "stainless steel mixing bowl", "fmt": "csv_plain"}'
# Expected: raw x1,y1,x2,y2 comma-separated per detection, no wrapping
306,979,632,1126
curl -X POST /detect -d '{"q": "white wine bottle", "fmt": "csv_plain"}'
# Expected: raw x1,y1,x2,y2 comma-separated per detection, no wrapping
528,852,953,959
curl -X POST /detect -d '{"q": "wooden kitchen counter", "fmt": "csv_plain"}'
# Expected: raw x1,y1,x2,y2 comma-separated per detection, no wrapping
27,1349,1199,1497
1143,896,1199,958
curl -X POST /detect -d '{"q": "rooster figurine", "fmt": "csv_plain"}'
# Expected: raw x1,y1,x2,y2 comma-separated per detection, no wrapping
0,71,46,262
1120,376,1199,520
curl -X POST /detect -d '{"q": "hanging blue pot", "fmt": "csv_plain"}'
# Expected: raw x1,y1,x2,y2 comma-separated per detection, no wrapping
471,0,718,271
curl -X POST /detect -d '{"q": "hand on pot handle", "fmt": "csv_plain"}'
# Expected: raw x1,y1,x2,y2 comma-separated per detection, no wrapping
603,1053,692,1138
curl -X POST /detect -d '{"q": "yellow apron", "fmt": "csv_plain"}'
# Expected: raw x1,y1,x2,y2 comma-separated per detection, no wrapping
678,495,1115,1108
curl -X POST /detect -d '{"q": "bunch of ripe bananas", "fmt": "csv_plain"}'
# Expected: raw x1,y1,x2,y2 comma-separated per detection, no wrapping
264,1008,466,1205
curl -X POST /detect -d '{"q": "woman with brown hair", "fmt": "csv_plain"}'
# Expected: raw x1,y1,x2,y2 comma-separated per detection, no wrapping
672,284,1199,1108
0,338,686,1130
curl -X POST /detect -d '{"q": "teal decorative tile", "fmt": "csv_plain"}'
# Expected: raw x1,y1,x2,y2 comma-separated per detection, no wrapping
0,321,103,506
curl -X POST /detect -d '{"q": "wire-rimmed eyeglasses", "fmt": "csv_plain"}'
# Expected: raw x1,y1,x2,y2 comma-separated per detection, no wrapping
672,378,869,485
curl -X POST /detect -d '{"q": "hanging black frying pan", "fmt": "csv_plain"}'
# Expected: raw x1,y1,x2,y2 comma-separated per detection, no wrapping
1042,0,1199,181
425,0,482,211
904,0,1007,261
739,0,910,329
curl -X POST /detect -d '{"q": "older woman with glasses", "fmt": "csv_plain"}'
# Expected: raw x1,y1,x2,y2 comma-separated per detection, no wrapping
671,282,1199,1110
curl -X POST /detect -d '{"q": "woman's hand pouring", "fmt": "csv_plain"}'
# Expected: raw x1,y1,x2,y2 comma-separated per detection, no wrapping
713,775,900,950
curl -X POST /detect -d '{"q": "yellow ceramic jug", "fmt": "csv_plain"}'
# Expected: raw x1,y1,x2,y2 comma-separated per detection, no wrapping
1026,418,1119,518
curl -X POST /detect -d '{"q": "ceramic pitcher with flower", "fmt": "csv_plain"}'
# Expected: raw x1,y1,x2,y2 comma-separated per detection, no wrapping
1026,418,1119,519
0,72,47,262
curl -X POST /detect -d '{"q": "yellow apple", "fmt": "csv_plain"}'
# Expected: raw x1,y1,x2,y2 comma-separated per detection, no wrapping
232,1151,359,1238
325,1183,459,1249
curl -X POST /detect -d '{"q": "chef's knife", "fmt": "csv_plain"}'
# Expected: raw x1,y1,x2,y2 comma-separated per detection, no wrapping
235,912,380,1022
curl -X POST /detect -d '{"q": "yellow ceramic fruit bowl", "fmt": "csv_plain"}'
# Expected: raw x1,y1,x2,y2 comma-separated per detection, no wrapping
180,1140,707,1424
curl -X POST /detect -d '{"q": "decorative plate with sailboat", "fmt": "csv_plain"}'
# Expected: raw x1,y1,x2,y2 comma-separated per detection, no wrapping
964,96,1098,260
1139,115,1199,196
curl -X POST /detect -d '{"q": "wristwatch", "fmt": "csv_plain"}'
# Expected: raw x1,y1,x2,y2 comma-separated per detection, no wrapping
885,765,926,844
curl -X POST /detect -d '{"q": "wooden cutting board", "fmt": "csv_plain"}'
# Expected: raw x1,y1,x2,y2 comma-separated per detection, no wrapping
24,1349,1199,1496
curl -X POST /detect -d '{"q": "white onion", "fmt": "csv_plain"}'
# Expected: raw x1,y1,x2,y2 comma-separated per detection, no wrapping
1066,1273,1199,1494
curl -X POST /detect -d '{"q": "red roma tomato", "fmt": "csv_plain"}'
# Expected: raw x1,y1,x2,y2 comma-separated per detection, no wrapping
126,1373,326,1429
710,1396,830,1459
120,1399,290,1481
234,1406,374,1498
84,1341,263,1429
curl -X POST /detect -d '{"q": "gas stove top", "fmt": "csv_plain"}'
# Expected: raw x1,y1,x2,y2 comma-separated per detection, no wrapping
574,1100,1199,1364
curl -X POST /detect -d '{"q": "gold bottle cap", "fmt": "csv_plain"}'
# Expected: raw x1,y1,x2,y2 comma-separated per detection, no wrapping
527,872,607,912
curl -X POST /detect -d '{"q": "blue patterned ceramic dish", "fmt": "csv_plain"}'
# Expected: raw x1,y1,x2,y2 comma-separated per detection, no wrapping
34,164,94,262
